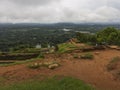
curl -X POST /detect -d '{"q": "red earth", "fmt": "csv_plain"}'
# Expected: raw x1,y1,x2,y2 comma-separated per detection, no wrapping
0,49,120,90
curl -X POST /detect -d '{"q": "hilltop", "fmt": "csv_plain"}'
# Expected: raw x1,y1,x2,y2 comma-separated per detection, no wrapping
0,27,120,90
0,40,120,90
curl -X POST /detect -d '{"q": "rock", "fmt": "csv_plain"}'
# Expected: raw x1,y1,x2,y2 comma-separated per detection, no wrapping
43,62,53,66
34,63,38,66
48,63,59,69
108,45,118,49
39,63,43,66
95,52,100,55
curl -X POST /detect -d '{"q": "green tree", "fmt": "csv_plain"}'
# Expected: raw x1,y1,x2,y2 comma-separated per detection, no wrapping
96,27,120,45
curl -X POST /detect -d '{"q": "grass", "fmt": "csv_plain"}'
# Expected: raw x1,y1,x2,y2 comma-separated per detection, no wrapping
73,54,79,58
80,53,94,59
0,77,95,90
0,53,45,67
58,43,77,53
37,53,45,58
107,56,120,71
0,57,42,67
13,48,41,53
109,56,120,63
107,56,120,79
0,52,39,60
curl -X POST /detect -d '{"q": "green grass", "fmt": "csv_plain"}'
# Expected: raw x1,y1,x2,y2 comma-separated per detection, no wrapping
73,54,79,58
0,57,42,67
80,53,94,59
13,48,41,53
0,77,95,90
37,53,45,58
58,43,77,53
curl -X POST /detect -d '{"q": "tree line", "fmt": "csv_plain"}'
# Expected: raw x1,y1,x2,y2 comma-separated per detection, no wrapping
76,27,120,46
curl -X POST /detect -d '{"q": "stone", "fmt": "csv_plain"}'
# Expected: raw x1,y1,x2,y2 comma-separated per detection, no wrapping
48,63,59,69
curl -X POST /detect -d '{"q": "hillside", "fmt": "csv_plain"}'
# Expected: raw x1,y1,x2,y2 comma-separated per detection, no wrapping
0,27,120,90
0,41,120,90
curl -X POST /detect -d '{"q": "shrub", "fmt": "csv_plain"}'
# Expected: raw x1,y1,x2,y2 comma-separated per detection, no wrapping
73,54,79,58
110,56,120,63
38,53,45,58
80,53,94,59
107,56,120,71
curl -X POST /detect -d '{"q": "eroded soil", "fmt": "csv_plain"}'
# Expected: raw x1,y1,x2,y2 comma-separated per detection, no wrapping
0,49,120,90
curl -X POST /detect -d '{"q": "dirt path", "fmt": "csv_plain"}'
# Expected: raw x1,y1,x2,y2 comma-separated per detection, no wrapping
0,50,120,90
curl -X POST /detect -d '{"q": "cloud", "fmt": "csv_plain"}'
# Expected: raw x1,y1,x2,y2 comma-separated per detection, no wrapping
11,0,61,6
1,0,60,6
0,0,119,23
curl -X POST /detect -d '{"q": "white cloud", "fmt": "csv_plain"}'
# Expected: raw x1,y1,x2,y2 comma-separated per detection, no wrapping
0,0,119,23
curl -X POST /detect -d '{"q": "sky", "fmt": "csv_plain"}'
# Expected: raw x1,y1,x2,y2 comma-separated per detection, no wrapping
0,0,120,23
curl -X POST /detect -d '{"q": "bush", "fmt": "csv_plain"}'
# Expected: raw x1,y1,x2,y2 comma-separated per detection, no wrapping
80,53,94,59
73,54,79,58
38,53,45,58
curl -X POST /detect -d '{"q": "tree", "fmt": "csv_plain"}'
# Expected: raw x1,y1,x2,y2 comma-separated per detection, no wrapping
96,27,120,45
76,32,97,44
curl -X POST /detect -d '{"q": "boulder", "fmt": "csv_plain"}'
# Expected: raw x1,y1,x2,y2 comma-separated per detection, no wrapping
48,63,59,69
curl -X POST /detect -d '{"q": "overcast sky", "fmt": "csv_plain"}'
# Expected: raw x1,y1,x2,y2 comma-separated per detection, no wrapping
0,0,120,23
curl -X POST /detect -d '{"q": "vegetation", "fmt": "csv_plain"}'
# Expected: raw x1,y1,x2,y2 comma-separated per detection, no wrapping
80,53,94,59
76,27,120,46
13,48,42,53
107,56,120,71
58,43,77,53
107,56,120,80
0,77,95,90
73,54,79,58
96,27,120,45
37,53,45,58
0,53,39,60
76,33,97,45
0,23,120,52
0,24,76,52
